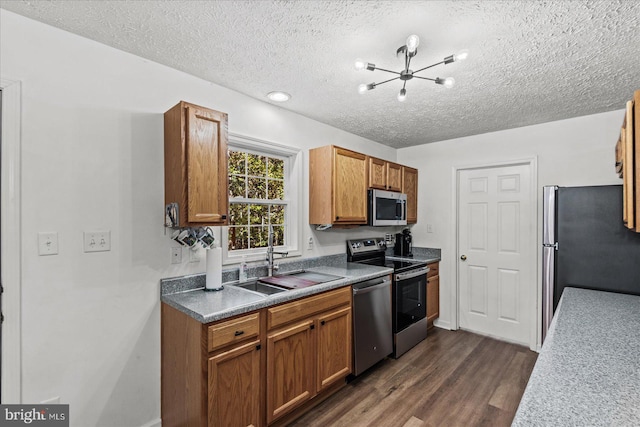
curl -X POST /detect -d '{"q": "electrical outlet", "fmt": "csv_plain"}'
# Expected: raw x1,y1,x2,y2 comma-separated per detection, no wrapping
171,247,182,264
38,232,59,255
427,224,434,233
307,237,314,250
189,247,200,263
84,231,111,252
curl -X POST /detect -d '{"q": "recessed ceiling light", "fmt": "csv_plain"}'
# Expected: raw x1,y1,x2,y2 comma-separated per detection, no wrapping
267,91,291,102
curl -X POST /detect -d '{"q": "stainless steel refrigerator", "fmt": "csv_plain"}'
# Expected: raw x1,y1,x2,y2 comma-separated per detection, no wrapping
542,185,640,342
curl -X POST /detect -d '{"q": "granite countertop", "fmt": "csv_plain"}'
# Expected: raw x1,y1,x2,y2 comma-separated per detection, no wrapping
512,287,640,426
161,262,393,324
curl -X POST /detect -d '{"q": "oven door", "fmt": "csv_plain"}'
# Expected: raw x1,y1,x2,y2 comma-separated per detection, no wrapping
393,267,428,332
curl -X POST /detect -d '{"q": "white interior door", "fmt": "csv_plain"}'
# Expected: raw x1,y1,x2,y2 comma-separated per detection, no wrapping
458,164,533,345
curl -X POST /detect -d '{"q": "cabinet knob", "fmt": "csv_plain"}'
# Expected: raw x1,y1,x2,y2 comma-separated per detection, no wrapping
460,255,467,261
336,216,340,220
321,320,326,326
221,214,227,220
310,324,315,330
256,344,261,351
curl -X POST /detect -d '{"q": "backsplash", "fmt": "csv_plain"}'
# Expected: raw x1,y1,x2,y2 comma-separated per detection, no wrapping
386,246,441,260
161,253,347,296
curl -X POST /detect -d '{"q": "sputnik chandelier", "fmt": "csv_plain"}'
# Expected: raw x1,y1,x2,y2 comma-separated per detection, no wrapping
355,34,468,102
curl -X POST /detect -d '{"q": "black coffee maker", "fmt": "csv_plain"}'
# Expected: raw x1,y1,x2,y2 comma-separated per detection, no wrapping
394,228,413,257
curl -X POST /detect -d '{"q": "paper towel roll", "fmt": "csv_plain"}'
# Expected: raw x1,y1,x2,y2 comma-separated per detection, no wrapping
205,246,223,291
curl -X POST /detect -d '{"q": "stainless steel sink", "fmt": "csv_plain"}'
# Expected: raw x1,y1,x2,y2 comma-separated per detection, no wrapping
278,270,343,283
258,270,344,289
233,280,288,295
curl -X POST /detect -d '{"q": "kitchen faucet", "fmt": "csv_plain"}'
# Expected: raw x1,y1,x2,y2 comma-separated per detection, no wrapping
266,225,288,276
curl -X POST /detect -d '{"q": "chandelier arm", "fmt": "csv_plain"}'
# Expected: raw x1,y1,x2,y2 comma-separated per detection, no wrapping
412,76,437,81
374,76,401,86
373,67,401,75
412,61,445,74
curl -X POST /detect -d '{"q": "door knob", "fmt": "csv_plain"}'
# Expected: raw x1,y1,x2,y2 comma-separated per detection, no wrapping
460,255,467,261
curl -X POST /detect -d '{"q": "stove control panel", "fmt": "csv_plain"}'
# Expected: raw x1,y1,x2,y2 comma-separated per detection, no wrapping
347,237,386,256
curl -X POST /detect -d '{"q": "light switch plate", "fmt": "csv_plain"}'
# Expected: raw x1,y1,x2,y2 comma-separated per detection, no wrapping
84,231,111,252
427,224,434,233
38,232,59,255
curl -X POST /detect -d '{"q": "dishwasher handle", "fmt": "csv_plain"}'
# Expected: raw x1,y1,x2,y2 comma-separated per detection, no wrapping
352,278,391,295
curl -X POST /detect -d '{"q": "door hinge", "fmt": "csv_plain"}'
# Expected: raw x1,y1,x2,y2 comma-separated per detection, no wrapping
1,313,4,324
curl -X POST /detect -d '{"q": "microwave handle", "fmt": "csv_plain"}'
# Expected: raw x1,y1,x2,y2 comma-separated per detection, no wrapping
396,199,406,220
396,199,403,219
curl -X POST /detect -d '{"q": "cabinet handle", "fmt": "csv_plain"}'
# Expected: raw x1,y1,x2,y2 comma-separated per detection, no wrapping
234,330,244,336
310,324,315,330
222,214,227,220
321,320,326,326
256,344,261,351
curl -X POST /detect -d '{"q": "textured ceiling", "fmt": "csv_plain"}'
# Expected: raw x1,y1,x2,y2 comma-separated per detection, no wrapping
2,0,639,148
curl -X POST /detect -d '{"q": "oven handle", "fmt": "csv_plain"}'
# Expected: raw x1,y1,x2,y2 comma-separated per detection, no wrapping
352,278,392,295
395,267,429,282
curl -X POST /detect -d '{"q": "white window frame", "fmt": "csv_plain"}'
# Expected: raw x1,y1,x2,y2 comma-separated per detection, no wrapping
222,132,302,265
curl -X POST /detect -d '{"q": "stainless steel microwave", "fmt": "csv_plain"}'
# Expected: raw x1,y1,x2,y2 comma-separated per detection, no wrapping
368,189,407,226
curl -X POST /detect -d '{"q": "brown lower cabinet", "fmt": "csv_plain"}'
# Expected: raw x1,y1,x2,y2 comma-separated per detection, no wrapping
161,286,352,427
426,261,440,329
208,339,261,427
266,288,352,424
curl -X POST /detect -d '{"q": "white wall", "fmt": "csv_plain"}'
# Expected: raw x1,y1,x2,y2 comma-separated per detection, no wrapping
397,110,623,333
0,10,398,427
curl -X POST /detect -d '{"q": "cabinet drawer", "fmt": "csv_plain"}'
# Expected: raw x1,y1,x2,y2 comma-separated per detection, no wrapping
208,312,260,352
268,287,351,330
427,261,439,278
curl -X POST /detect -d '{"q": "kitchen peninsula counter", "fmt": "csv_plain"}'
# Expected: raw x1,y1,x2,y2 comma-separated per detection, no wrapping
512,287,640,426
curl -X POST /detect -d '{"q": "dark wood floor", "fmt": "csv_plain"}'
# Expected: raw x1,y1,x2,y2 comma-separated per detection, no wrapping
289,328,538,427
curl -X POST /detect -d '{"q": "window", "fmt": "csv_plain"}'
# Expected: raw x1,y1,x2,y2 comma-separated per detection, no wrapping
223,133,301,263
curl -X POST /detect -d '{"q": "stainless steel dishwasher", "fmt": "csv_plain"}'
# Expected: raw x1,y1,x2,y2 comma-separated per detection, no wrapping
352,275,393,376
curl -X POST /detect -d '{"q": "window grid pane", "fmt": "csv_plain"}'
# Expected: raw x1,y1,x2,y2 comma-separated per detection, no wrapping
228,149,288,252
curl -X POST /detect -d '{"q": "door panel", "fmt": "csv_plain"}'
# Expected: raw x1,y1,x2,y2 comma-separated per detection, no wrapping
458,164,532,344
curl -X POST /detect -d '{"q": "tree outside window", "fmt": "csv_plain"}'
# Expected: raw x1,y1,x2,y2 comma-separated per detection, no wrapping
228,149,286,251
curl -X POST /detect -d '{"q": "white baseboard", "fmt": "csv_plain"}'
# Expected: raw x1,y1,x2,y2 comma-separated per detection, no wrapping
433,319,451,330
140,418,161,427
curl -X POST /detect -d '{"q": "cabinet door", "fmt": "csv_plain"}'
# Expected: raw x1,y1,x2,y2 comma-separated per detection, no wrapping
333,147,368,224
402,166,418,224
186,104,229,224
387,162,403,192
427,275,440,328
316,306,352,392
266,320,314,424
208,339,261,427
368,157,387,190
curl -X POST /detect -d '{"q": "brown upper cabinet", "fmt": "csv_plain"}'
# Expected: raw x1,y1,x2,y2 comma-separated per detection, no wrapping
402,166,418,224
616,90,640,232
164,101,229,226
368,157,402,192
309,145,368,225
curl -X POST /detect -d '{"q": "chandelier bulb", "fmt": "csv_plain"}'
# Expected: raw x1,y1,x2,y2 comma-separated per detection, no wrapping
406,34,420,53
397,88,407,102
355,59,366,71
444,77,455,88
358,83,368,94
454,49,469,62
